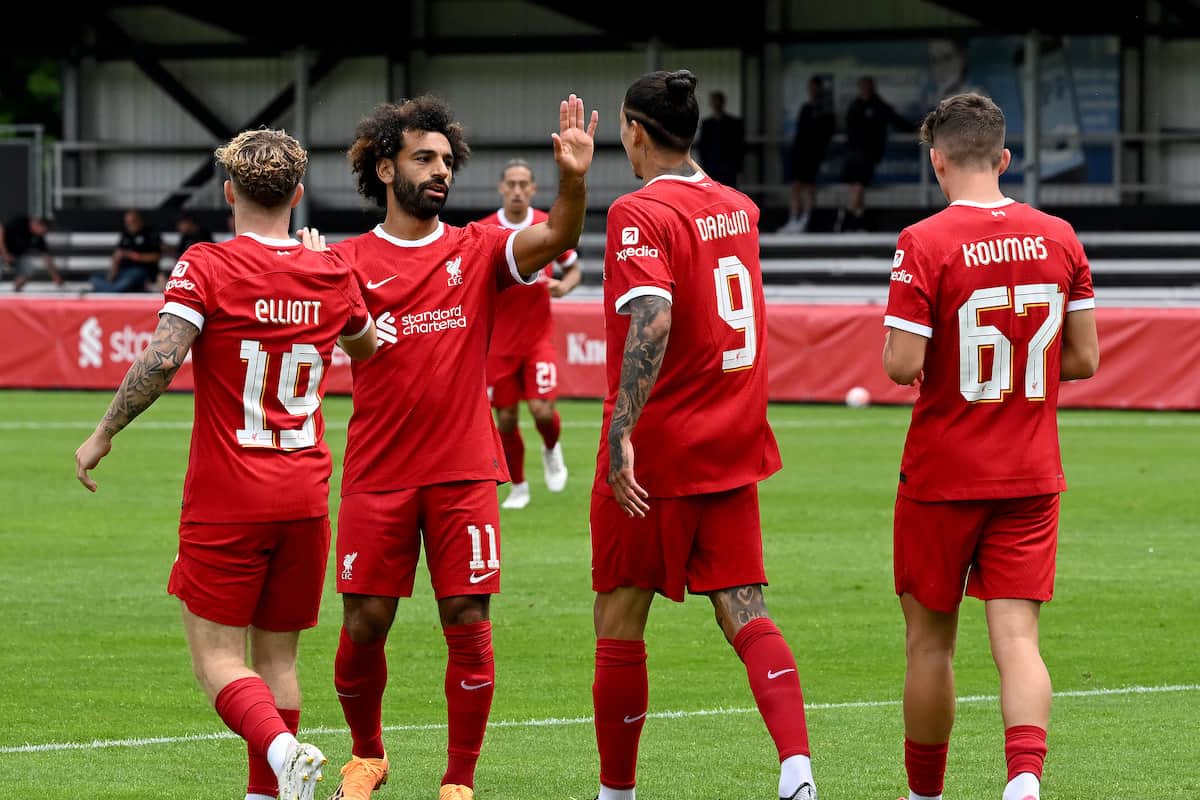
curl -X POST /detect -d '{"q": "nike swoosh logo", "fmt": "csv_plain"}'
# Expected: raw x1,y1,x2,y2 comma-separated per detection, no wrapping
623,712,647,724
460,680,493,691
366,275,398,290
335,691,360,698
767,668,796,680
469,570,498,584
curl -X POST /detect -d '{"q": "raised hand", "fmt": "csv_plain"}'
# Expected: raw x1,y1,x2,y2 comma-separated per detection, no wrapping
551,94,599,180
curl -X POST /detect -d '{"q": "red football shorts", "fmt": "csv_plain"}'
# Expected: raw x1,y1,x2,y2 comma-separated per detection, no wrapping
487,340,559,408
168,516,331,631
336,481,501,599
893,493,1060,613
590,484,767,602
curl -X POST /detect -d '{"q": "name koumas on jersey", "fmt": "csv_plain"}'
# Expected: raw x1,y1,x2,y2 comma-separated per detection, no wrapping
160,233,371,523
595,172,782,498
332,222,530,494
479,207,577,357
884,199,1095,501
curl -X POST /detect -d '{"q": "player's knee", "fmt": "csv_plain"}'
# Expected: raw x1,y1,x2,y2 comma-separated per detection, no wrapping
439,595,490,627
496,407,518,432
527,400,553,423
342,599,395,643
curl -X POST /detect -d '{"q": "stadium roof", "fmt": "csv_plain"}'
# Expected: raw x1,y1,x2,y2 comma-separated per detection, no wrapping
8,1,1200,59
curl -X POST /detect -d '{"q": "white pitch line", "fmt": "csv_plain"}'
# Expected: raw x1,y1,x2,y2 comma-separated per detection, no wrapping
2,416,1199,432
1,683,1194,755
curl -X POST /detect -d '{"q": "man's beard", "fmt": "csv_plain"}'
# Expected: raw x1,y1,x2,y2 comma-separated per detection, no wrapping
392,174,449,220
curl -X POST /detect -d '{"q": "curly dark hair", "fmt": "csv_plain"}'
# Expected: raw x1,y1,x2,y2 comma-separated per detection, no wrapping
347,96,471,209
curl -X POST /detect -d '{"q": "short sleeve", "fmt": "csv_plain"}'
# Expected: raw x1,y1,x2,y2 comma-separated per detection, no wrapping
1066,232,1095,312
554,248,579,271
336,256,373,339
883,229,935,338
604,199,673,315
478,223,532,290
160,244,212,332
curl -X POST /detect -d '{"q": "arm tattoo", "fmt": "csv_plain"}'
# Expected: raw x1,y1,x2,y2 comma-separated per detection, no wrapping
711,585,770,638
608,295,671,473
99,314,199,437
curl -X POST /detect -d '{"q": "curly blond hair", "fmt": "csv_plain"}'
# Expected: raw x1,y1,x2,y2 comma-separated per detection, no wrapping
215,129,308,208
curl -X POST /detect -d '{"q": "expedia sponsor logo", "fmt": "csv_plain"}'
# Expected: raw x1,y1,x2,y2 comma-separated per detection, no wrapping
165,278,196,291
616,244,660,262
891,269,914,284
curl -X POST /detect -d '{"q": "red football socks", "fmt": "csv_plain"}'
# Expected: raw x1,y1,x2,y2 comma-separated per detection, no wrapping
904,738,949,797
535,411,561,449
1005,724,1047,780
499,429,526,484
733,618,811,760
214,677,290,762
334,628,389,759
593,639,648,791
442,621,496,787
247,706,300,797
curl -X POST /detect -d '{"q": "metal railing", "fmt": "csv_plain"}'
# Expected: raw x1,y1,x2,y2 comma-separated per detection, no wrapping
48,129,1200,212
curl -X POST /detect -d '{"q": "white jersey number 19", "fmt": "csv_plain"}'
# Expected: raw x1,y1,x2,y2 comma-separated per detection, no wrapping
236,340,324,449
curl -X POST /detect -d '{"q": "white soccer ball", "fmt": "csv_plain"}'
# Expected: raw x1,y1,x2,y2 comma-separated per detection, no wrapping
845,386,871,408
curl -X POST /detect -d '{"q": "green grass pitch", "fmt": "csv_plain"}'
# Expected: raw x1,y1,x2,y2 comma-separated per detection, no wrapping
0,390,1196,798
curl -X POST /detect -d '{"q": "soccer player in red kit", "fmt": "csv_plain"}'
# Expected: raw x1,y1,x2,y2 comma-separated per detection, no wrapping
479,159,582,509
320,95,595,800
882,94,1099,800
74,129,377,800
589,70,816,800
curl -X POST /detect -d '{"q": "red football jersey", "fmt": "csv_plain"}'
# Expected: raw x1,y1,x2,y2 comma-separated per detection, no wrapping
884,198,1095,501
160,233,371,524
593,171,782,497
479,207,578,357
332,222,532,494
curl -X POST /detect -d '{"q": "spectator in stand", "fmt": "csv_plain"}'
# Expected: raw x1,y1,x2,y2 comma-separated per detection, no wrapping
695,91,745,188
92,209,161,293
780,76,836,233
0,214,65,291
837,77,917,232
155,212,214,291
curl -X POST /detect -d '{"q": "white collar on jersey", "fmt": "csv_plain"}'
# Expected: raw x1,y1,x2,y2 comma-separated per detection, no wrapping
950,197,1016,209
496,207,534,230
241,232,301,247
371,221,445,247
645,169,708,188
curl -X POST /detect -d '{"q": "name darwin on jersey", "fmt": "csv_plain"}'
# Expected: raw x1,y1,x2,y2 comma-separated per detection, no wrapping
962,235,1048,268
694,209,751,242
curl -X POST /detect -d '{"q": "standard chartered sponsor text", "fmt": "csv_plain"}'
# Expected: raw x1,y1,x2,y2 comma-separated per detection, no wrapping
402,304,468,336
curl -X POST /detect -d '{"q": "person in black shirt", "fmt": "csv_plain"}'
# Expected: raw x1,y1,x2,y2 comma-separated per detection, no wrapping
0,215,64,291
155,212,213,291
780,76,835,233
838,76,917,232
91,209,161,293
695,91,745,187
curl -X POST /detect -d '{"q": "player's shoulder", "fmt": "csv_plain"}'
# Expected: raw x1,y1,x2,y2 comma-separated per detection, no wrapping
456,219,508,241
476,211,502,227
1009,202,1081,241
